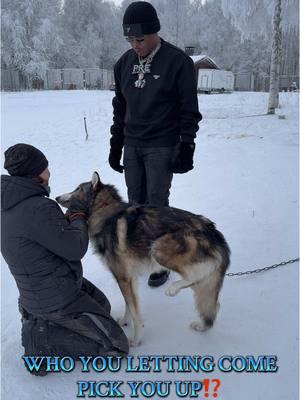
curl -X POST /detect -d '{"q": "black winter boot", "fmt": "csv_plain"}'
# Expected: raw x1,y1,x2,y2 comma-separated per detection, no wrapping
22,316,119,360
148,270,170,287
45,321,108,358
21,318,49,376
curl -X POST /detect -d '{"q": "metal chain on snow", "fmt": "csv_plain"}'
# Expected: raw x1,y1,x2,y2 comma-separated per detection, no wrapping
226,258,299,277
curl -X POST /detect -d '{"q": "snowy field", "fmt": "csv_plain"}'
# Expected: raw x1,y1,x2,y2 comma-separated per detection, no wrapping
1,90,299,399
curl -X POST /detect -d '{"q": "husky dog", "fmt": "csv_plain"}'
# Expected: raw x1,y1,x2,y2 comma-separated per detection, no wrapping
56,172,230,346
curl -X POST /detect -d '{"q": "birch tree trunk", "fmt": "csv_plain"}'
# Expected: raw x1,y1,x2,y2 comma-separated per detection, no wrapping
268,0,282,114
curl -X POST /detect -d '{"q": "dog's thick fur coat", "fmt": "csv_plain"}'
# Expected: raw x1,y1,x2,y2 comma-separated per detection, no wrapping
56,172,230,346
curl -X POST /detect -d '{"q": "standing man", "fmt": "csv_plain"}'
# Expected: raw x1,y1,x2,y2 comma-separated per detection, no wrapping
108,1,202,287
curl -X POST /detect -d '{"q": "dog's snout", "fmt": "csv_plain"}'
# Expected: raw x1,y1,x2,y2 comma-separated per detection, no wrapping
56,192,72,208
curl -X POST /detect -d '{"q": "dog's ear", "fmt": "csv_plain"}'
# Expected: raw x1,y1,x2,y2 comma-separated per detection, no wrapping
91,171,103,191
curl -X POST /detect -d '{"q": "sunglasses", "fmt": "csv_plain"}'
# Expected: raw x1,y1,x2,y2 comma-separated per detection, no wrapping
125,36,145,43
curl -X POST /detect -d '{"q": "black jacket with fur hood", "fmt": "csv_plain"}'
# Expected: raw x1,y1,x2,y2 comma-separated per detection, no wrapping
1,175,89,314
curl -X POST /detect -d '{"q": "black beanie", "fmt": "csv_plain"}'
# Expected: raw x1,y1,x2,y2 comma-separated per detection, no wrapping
4,143,48,177
123,1,160,36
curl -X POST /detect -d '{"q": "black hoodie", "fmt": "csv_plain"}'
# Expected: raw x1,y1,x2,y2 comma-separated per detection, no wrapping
1,175,89,314
111,38,202,147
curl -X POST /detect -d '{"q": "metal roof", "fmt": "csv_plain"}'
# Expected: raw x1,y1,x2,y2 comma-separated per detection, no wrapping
190,55,220,69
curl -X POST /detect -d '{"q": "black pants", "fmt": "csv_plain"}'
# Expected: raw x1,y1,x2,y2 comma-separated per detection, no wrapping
33,278,129,355
124,145,176,206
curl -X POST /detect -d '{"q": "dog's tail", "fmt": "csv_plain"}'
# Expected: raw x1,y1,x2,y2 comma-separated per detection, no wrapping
217,238,231,275
191,241,230,330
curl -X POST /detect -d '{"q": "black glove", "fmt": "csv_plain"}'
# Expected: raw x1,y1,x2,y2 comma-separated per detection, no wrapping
108,136,124,173
172,142,195,174
66,197,89,221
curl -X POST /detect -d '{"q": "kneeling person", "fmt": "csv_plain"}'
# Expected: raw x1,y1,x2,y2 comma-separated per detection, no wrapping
1,143,129,375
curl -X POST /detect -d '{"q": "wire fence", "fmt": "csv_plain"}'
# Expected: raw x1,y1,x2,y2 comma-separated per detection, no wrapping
1,68,114,91
1,68,299,92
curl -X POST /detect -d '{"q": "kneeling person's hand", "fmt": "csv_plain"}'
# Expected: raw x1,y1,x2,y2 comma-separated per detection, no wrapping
67,197,89,221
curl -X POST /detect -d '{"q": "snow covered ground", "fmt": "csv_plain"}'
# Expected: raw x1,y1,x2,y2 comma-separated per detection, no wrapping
1,90,299,399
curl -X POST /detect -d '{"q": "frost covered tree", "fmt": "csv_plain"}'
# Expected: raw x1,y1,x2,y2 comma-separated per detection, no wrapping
268,0,282,114
60,0,124,68
221,0,299,110
189,0,243,69
59,0,103,68
281,27,299,76
1,0,63,77
136,0,193,48
1,0,297,89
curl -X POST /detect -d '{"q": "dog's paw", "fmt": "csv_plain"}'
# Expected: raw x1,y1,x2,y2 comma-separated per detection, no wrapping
129,337,142,347
190,320,209,332
165,284,180,297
